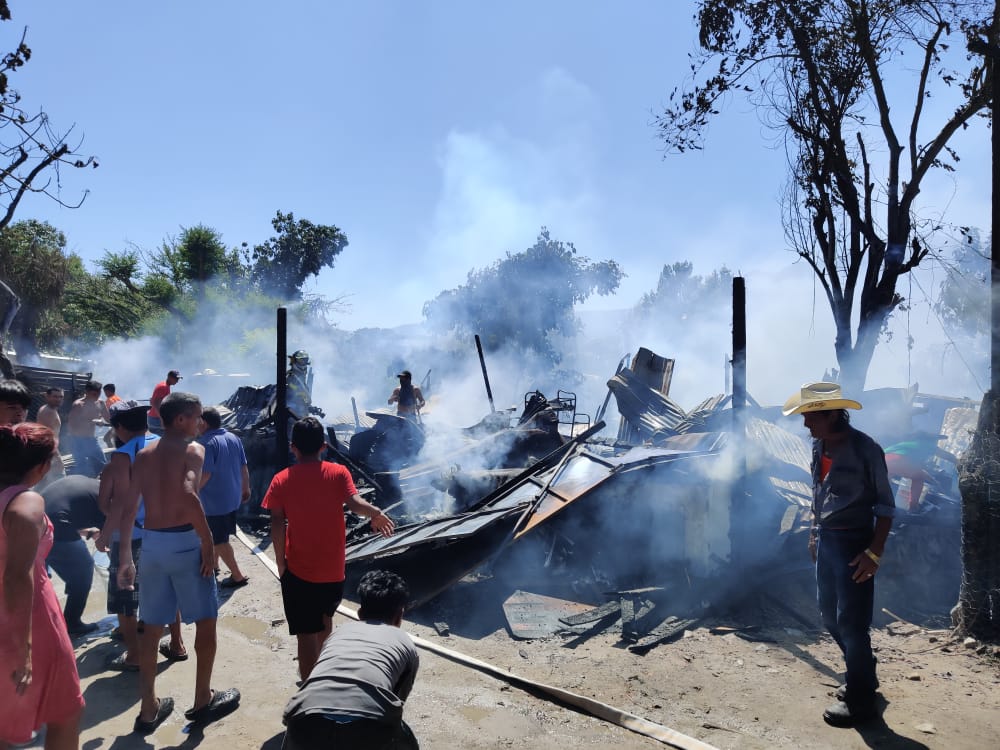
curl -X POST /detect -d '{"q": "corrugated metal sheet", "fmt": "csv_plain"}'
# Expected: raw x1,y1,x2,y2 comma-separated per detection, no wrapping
608,367,687,441
345,505,524,562
327,412,377,431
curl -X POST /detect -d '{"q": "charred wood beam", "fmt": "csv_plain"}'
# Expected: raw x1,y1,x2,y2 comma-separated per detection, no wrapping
627,617,700,655
559,599,622,626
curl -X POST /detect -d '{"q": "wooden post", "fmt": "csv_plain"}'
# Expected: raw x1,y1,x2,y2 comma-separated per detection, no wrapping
731,277,747,564
275,307,288,471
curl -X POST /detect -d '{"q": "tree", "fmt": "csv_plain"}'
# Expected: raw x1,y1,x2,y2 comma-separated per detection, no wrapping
0,219,73,354
423,228,624,365
61,250,163,349
658,0,994,391
0,1,96,231
935,230,991,338
634,261,733,321
248,211,348,300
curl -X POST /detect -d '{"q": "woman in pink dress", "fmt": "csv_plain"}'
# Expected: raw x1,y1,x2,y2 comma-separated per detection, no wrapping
1,422,84,749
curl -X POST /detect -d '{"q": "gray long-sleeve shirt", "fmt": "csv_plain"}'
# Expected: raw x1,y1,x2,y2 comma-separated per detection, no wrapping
811,425,896,530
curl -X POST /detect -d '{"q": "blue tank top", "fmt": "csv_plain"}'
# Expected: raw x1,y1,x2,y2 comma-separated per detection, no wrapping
115,433,159,528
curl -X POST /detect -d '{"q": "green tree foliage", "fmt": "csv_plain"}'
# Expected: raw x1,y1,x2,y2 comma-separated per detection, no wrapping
658,0,995,391
634,261,733,322
60,250,165,350
248,211,349,300
0,1,96,230
0,219,73,353
423,228,624,364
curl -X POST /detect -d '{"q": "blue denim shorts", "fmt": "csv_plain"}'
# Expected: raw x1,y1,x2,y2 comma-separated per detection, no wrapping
139,528,218,625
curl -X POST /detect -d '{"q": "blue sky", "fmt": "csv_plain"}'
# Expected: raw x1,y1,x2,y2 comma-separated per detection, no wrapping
5,1,992,400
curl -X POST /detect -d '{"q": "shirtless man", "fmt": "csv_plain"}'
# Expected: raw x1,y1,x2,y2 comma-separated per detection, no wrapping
97,401,159,672
118,392,240,733
387,370,425,419
66,380,110,477
36,387,64,434
36,387,67,481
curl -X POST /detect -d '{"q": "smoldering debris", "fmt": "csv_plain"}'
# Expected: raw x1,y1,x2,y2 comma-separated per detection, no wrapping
215,345,972,646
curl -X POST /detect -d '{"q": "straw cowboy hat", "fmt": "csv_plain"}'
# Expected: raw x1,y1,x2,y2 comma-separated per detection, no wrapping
782,382,862,417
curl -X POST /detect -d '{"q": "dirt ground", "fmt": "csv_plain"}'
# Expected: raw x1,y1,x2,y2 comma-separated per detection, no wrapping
37,536,1000,750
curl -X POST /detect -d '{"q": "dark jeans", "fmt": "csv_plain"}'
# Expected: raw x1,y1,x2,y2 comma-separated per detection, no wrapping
282,715,418,750
816,527,878,706
46,537,95,628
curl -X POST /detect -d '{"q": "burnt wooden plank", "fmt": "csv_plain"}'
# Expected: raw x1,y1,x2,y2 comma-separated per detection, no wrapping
558,599,621,626
627,616,699,654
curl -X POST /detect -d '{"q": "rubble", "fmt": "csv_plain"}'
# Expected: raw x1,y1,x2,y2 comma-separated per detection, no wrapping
212,345,969,640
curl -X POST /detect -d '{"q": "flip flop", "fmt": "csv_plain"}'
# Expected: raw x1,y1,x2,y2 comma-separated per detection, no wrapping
219,576,249,589
184,687,241,724
133,696,174,734
159,641,189,662
106,653,140,672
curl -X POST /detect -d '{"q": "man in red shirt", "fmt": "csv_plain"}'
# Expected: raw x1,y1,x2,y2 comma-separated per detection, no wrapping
262,417,394,681
147,370,181,434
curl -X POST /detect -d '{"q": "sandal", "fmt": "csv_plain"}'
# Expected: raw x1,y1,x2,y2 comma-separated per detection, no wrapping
159,641,189,662
184,687,241,724
134,696,174,734
106,652,140,672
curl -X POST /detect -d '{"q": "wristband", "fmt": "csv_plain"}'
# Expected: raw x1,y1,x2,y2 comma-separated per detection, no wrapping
863,548,881,565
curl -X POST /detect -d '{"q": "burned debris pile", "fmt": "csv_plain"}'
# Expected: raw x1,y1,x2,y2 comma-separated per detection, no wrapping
337,350,970,648
218,344,971,648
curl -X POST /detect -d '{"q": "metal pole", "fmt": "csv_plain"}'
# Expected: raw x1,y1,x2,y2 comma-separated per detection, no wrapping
475,334,496,413
276,307,288,471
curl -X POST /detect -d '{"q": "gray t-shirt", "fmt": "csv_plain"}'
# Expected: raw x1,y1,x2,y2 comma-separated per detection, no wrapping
283,620,419,726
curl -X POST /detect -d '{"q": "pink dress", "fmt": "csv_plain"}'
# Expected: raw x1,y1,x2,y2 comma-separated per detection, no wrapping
0,484,85,744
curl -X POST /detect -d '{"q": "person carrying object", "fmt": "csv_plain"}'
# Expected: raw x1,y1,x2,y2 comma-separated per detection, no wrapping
387,370,425,420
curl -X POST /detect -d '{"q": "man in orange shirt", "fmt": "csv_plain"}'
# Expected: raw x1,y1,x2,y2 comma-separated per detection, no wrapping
147,370,181,434
262,417,394,681
103,383,123,409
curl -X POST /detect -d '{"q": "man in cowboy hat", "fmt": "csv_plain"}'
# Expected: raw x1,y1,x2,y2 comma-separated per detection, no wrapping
782,382,895,727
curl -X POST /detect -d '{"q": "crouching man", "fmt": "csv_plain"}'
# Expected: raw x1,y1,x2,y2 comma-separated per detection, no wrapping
281,570,419,750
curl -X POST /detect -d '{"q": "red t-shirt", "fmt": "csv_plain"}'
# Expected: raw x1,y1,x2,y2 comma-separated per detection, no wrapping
148,382,170,418
261,461,357,583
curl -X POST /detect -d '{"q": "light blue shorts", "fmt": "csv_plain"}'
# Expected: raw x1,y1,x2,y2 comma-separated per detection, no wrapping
138,528,218,625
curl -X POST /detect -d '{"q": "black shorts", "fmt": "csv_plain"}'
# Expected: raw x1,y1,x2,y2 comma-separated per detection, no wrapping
107,536,142,617
206,512,237,545
280,568,343,635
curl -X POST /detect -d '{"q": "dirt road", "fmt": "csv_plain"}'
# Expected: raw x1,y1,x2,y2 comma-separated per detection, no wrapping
43,537,1000,750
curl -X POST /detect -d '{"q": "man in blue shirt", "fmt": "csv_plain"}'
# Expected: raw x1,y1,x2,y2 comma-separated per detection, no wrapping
198,407,251,588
